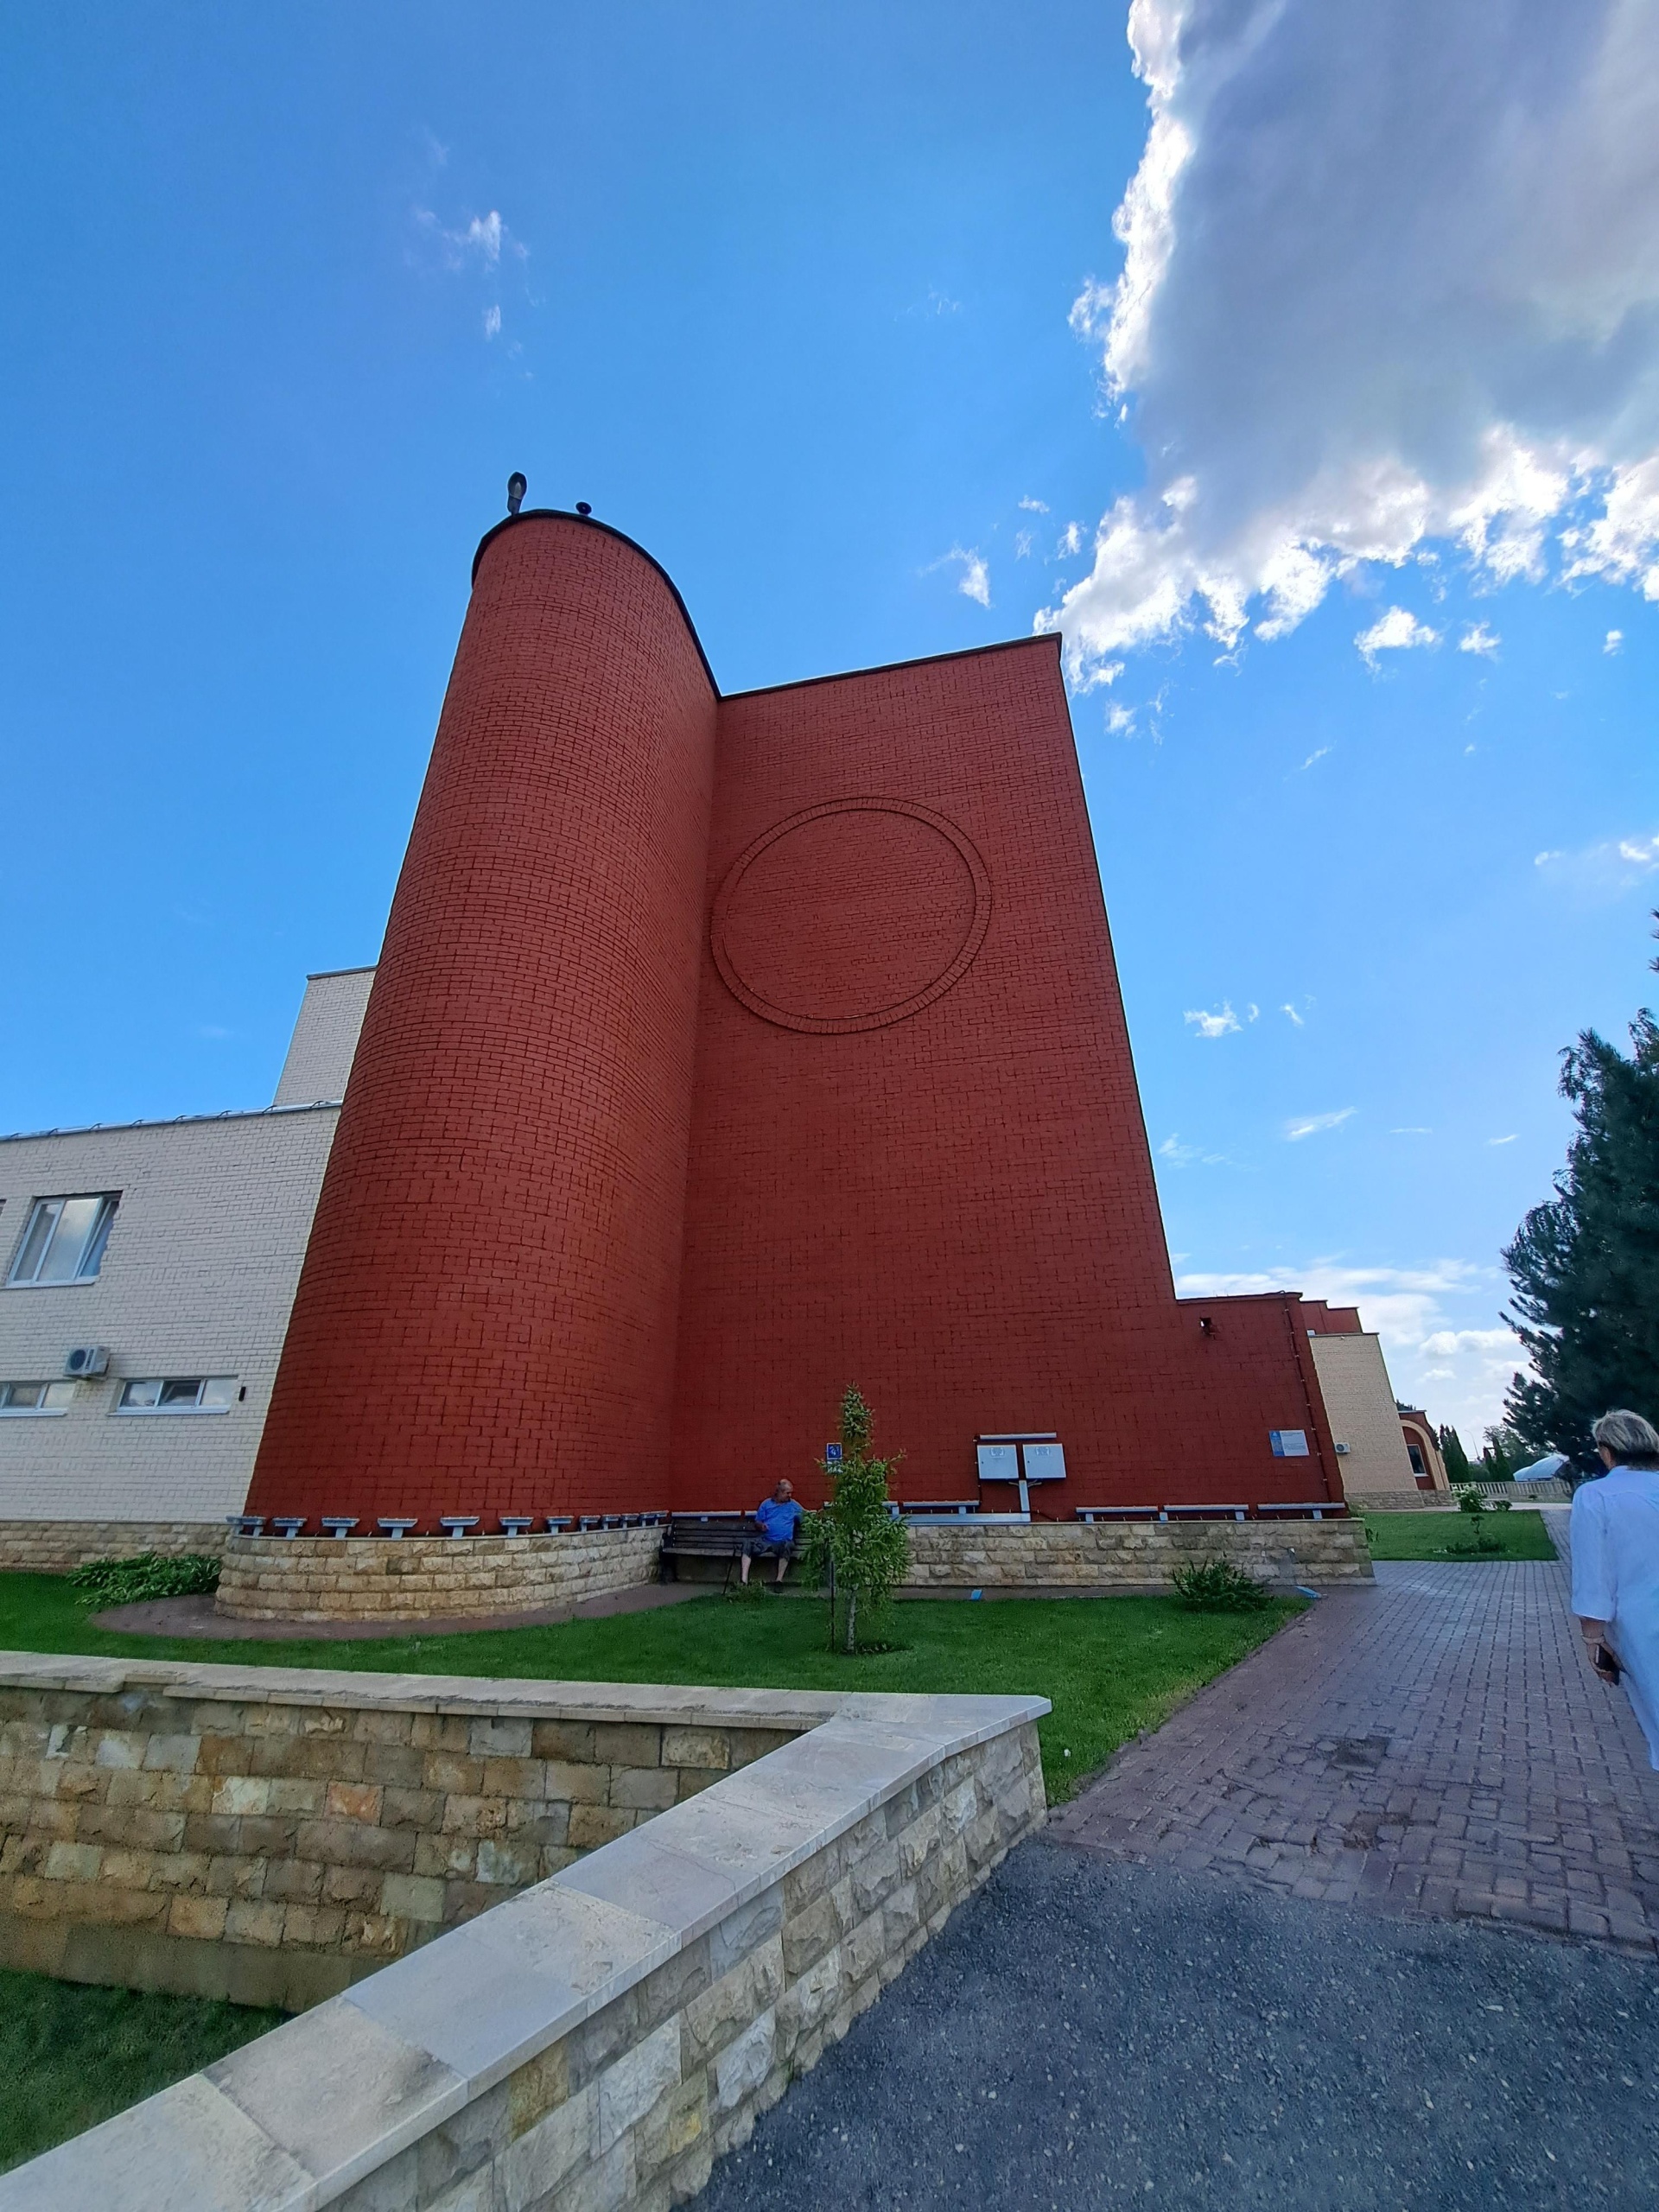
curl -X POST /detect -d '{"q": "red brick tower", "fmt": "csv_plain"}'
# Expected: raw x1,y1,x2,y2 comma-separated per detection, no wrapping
246,514,717,1523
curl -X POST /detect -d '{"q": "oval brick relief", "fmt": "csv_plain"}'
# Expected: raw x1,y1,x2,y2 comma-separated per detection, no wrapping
711,798,992,1033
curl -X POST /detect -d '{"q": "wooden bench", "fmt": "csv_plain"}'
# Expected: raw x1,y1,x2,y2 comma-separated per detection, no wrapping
1255,1501,1346,1521
658,1512,760,1586
901,1499,980,1518
1075,1506,1161,1523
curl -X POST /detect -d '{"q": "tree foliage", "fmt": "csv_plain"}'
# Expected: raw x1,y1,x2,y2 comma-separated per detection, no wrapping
1502,921,1659,1469
799,1386,911,1655
1440,1426,1473,1485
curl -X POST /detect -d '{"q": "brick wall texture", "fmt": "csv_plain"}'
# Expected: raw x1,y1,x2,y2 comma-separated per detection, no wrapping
0,1674,804,2010
247,512,1342,1529
0,1109,340,1524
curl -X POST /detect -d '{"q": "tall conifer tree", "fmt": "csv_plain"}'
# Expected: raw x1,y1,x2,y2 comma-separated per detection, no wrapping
1503,918,1659,1465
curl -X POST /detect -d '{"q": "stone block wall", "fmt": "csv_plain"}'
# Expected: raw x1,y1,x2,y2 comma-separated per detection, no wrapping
215,1526,663,1623
904,1516,1372,1587
0,1521,228,1574
8,1681,1046,2212
0,1660,809,2010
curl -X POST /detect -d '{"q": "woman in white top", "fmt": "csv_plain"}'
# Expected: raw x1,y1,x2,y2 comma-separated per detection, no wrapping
1572,1408,1659,1770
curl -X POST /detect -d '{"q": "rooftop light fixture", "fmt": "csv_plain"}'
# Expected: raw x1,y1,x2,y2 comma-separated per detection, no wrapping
506,472,527,516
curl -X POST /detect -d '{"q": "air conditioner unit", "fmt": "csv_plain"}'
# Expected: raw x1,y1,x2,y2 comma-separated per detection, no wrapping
1333,1441,1351,1455
63,1346,110,1379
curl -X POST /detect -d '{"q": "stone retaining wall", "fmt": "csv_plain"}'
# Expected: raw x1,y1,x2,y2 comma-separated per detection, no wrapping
0,1522,227,1574
3,1676,1047,2212
216,1527,663,1623
904,1516,1372,1587
0,1657,810,2010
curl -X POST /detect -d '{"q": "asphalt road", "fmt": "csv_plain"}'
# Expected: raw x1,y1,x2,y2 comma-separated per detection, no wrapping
698,1841,1659,2210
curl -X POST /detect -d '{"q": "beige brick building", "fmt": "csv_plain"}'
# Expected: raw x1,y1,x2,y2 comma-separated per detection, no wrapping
1302,1300,1447,1502
0,970,370,1530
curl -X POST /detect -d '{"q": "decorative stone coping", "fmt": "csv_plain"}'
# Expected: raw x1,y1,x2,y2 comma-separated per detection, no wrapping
0,1664,1047,2212
904,1516,1373,1587
216,1527,663,1623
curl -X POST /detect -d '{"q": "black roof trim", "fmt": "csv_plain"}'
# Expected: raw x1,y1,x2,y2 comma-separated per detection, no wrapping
471,511,720,697
721,632,1061,704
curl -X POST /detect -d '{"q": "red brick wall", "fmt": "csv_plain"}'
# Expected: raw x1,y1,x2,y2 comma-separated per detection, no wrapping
671,640,1339,1510
246,517,717,1522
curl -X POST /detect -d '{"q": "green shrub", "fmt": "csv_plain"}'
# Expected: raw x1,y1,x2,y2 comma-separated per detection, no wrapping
1170,1557,1274,1611
67,1554,220,1608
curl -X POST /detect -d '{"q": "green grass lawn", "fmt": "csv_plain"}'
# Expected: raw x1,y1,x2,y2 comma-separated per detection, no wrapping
0,1572,1301,1807
0,1970,282,2173
1363,1510,1559,1561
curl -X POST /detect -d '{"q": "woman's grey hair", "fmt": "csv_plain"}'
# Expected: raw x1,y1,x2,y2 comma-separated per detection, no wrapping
1592,1409,1659,1465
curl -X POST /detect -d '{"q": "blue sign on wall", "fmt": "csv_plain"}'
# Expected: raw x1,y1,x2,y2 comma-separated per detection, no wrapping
825,1443,843,1463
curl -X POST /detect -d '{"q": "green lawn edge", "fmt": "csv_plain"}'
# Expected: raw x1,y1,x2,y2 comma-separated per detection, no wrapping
0,1969,282,2174
0,1572,1304,1808
1362,1510,1559,1562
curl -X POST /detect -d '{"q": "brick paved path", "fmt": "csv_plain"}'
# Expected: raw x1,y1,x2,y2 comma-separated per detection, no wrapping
1052,1524,1659,1952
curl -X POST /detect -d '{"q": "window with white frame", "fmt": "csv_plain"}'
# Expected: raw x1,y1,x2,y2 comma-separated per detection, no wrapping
0,1382,76,1415
6,1195,118,1287
117,1377,237,1414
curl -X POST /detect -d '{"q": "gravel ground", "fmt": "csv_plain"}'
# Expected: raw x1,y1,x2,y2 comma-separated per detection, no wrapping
699,1840,1659,2210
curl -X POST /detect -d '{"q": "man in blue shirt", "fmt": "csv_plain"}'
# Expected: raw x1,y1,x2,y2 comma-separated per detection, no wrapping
740,1478,804,1591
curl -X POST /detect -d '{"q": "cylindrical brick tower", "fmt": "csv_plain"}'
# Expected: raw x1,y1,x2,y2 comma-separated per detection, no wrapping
246,513,718,1525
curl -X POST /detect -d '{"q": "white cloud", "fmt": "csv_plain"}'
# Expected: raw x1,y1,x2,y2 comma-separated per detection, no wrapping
1014,530,1035,559
1489,1133,1519,1146
1245,1002,1259,1022
414,205,517,272
482,304,501,340
1391,1126,1433,1135
1159,1133,1227,1167
1535,827,1659,894
1058,521,1084,557
928,546,991,607
1039,0,1659,678
1605,628,1624,652
1020,496,1050,513
1285,1108,1354,1141
1185,1001,1241,1038
1106,702,1136,734
1459,622,1500,657
1281,1002,1304,1026
1299,747,1330,771
1357,607,1440,668
1421,1327,1517,1357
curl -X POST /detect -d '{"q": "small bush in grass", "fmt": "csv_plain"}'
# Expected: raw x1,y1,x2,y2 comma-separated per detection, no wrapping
67,1554,219,1607
1170,1557,1274,1611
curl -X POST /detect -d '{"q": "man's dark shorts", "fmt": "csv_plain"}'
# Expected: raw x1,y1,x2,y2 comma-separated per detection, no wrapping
743,1530,796,1560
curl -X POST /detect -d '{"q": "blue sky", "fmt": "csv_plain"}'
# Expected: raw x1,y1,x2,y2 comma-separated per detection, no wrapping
3,2,1656,1441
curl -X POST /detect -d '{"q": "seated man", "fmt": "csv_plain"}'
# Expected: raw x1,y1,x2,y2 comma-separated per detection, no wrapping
740,1478,804,1590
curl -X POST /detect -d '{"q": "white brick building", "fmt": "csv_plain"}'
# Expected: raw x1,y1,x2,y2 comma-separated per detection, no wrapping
0,970,371,1531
